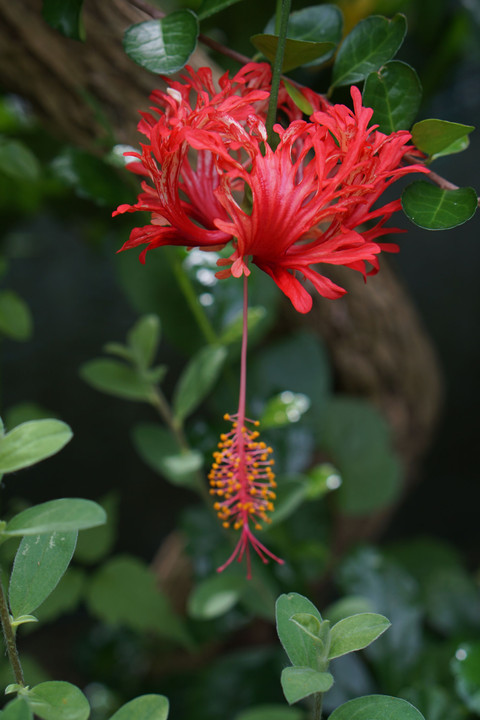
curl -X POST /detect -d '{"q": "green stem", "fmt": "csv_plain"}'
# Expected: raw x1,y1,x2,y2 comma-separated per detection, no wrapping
313,692,323,720
169,249,218,346
265,0,292,146
0,574,24,686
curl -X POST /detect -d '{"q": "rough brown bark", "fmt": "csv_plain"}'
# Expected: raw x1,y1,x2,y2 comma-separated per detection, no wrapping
0,0,442,556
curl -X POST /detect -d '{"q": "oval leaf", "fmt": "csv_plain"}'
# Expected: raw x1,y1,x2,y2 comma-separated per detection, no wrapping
123,11,199,75
276,593,323,669
251,35,336,73
363,61,422,133
127,314,161,371
4,499,106,537
0,698,33,720
0,140,40,182
80,358,153,401
329,695,425,720
24,682,90,720
0,420,72,474
9,531,77,618
281,667,334,705
411,119,474,157
110,695,169,720
188,573,244,619
402,181,478,230
332,14,407,88
173,345,227,424
328,612,391,659
0,291,33,341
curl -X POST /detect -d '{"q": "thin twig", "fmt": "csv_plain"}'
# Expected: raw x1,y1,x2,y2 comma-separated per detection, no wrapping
0,576,24,686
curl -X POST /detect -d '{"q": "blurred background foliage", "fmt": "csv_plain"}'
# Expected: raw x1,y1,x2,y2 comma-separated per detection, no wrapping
0,0,479,718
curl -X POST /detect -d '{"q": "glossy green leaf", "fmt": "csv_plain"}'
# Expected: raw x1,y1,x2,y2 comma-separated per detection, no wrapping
9,531,77,618
0,139,40,181
0,290,33,341
23,682,90,720
4,499,106,536
0,699,33,720
0,419,72,474
261,392,311,429
123,11,199,75
276,593,323,668
328,612,391,659
173,345,227,424
363,61,422,132
251,35,336,73
132,423,202,488
329,695,425,720
263,4,343,67
197,0,243,20
41,0,85,41
110,695,169,720
430,135,470,161
235,706,305,720
402,181,478,230
281,667,334,705
331,14,407,88
80,358,153,401
321,397,401,514
451,642,480,713
127,314,161,371
411,119,474,157
86,555,190,646
188,573,245,619
283,80,314,116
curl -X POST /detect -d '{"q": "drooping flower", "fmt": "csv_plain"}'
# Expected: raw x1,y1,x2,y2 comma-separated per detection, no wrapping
114,62,427,312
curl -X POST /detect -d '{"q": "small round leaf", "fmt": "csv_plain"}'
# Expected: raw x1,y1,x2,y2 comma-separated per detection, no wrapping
23,682,90,720
329,695,425,720
402,181,478,230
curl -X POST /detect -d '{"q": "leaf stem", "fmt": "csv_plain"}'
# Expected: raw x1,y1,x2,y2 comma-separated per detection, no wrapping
313,691,323,720
265,0,292,146
0,574,24,686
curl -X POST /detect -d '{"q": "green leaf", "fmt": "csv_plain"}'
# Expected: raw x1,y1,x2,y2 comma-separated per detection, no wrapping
9,531,77,618
0,139,40,181
80,358,153,401
305,464,342,500
0,290,33,341
251,35,336,73
261,4,343,69
173,345,227,424
235,706,305,720
110,696,169,720
451,642,480,714
402,181,478,230
23,682,90,720
363,61,422,133
197,0,243,20
331,14,407,88
4,499,106,536
123,11,199,76
132,423,203,488
0,419,72,474
188,573,244,619
329,695,425,720
51,148,129,207
430,135,471,161
74,494,118,564
411,119,474,157
0,698,33,720
283,80,314,116
290,613,327,645
281,667,334,705
86,555,190,646
321,397,401,514
276,593,323,669
328,612,391,659
41,0,85,41
261,392,311,429
127,314,161,371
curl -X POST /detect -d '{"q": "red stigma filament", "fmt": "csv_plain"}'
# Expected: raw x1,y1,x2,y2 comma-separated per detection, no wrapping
209,412,284,578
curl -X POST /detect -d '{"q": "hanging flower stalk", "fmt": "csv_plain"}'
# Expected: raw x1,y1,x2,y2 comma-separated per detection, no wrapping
114,61,427,575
